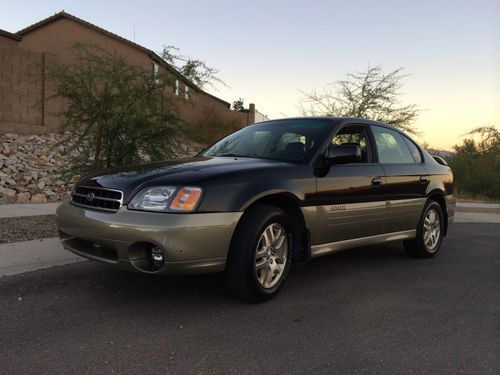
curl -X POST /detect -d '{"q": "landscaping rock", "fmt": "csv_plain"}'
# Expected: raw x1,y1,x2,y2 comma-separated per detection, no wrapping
0,133,75,204
31,193,48,203
0,132,199,204
16,192,31,203
0,187,17,203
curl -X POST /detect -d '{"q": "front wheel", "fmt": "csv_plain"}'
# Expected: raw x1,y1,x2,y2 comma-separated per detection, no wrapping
225,205,295,302
404,200,444,258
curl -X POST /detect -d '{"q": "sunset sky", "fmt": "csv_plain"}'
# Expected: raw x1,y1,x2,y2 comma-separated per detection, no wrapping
2,0,498,150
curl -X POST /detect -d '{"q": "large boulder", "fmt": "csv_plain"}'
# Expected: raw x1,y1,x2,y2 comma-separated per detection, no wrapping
0,187,17,203
16,192,31,204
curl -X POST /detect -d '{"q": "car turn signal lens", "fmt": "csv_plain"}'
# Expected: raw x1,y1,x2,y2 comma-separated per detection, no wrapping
169,187,202,212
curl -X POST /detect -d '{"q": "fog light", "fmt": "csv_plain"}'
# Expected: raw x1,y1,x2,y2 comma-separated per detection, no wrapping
150,246,164,270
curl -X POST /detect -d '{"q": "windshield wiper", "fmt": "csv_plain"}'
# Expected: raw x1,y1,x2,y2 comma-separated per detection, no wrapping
218,153,245,157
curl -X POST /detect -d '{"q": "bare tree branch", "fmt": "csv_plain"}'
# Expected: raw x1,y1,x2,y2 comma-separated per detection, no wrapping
298,65,420,134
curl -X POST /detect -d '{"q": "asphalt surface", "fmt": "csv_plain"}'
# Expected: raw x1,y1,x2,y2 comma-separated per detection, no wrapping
1,223,499,374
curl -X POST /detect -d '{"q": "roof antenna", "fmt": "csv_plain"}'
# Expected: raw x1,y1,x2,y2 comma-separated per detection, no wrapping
133,23,136,42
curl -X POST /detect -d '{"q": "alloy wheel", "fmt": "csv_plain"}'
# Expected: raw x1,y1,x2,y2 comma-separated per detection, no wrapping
254,223,288,289
423,208,441,251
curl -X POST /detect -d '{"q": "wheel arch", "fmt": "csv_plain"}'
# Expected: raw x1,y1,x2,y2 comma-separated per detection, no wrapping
232,192,310,266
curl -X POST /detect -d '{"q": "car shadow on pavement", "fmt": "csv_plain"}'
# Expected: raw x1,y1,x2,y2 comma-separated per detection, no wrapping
0,240,440,314
64,241,414,308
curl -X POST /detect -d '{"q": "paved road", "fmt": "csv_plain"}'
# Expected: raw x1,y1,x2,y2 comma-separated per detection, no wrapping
1,223,499,374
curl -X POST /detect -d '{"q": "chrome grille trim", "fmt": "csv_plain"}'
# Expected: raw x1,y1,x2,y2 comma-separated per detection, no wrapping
70,186,123,212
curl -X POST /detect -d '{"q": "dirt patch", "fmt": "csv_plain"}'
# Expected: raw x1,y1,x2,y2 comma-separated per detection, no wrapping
0,215,58,244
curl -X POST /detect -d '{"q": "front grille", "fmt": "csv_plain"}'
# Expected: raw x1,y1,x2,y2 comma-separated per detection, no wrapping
71,186,123,212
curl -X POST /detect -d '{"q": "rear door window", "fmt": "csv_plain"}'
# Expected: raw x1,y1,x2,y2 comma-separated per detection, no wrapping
371,126,415,164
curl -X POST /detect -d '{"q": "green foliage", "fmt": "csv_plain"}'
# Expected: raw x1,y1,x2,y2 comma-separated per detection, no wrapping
232,98,245,112
45,43,182,176
160,45,227,90
299,66,419,134
447,126,500,200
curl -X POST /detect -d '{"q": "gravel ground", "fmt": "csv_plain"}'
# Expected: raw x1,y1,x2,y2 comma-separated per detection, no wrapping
0,215,58,244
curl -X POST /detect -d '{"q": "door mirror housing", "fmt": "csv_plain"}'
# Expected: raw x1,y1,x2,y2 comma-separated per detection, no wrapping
326,144,362,164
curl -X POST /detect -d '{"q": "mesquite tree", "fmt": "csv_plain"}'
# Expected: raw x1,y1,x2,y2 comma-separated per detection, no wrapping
159,45,227,90
298,66,420,134
45,43,182,176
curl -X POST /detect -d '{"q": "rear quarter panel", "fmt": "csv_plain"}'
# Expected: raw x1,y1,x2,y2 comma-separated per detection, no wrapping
423,152,456,222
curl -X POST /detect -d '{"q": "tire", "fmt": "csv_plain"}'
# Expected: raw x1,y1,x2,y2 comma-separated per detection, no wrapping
404,200,444,258
225,204,295,302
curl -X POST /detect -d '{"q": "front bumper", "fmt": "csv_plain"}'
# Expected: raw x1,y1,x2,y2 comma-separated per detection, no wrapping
56,202,242,274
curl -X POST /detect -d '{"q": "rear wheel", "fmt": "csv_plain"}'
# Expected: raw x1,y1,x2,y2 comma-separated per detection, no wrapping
404,200,444,258
225,205,295,302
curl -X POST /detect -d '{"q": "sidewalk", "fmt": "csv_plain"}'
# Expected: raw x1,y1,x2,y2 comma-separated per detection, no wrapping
0,238,85,277
0,202,60,218
0,200,498,218
0,200,499,219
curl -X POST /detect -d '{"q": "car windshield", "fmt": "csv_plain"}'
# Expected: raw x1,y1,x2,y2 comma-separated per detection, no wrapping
200,119,332,162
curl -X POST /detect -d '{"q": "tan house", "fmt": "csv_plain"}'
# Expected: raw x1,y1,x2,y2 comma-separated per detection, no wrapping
0,11,263,136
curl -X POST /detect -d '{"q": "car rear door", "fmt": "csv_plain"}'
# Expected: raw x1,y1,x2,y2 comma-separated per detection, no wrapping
370,125,428,233
313,124,386,247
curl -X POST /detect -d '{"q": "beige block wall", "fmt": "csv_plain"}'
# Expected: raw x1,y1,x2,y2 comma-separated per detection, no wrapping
1,43,42,134
1,18,254,137
18,18,151,69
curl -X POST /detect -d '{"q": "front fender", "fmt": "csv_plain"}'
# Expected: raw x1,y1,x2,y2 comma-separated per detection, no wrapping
197,164,316,213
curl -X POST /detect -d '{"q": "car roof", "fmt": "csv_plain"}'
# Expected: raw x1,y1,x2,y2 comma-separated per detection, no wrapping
255,116,393,128
253,116,422,146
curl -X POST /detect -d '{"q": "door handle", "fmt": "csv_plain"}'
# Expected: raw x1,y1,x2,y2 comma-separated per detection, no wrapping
371,177,383,186
420,176,430,183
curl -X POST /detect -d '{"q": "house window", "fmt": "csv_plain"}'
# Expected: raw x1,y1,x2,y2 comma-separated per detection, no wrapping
151,62,159,83
184,85,189,100
175,79,179,95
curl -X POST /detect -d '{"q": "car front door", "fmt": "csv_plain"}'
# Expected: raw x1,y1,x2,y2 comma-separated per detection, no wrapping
370,125,428,233
312,124,386,249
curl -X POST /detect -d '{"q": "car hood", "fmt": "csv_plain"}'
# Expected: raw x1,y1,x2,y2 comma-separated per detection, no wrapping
77,156,293,202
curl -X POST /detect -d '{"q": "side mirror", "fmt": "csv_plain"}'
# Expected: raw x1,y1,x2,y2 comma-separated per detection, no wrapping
326,144,361,164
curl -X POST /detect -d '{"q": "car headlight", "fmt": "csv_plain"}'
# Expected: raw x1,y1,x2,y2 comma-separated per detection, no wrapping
128,186,203,212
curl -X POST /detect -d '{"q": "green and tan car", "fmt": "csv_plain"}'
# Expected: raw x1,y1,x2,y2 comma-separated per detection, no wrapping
57,117,455,301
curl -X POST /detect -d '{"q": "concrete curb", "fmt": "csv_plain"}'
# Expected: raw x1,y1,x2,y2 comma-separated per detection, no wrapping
457,202,500,209
0,237,86,277
454,212,500,224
